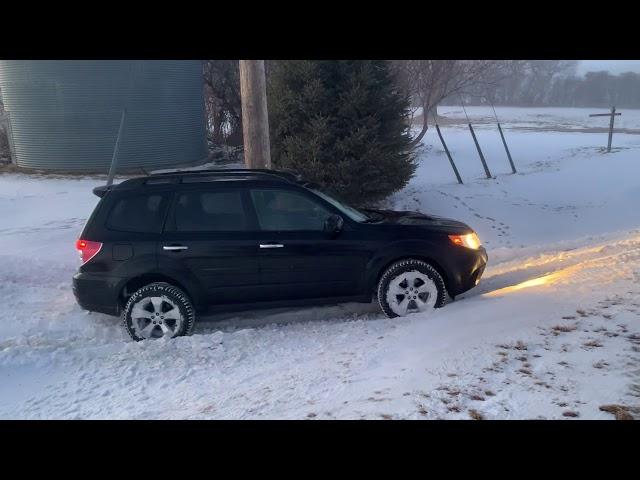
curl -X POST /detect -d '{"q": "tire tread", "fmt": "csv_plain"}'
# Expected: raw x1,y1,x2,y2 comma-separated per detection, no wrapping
122,282,195,341
377,259,447,318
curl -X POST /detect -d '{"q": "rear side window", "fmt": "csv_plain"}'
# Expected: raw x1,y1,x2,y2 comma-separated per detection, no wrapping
107,194,168,233
174,189,249,232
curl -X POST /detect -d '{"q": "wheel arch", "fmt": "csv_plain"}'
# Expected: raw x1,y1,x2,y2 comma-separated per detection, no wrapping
118,272,201,313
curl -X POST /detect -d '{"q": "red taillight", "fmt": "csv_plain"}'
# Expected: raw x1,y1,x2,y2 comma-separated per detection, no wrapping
76,239,103,265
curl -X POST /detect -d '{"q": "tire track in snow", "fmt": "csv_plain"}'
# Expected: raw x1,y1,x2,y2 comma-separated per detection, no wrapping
3,230,640,419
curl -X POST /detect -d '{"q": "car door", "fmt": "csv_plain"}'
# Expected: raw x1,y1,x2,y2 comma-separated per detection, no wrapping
158,185,262,305
249,186,368,301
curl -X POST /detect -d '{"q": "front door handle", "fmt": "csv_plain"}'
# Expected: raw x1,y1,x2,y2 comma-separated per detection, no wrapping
163,245,189,251
259,243,284,249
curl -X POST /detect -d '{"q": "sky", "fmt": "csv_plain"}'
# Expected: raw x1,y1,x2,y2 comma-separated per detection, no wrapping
578,60,640,75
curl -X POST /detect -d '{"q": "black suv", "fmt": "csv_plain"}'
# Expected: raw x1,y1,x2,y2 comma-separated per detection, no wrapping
73,169,487,341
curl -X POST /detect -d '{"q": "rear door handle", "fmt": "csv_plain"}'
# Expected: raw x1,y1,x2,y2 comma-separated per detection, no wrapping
163,245,189,251
259,243,284,249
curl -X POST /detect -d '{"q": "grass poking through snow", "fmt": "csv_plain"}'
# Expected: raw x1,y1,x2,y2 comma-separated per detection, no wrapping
599,404,635,420
469,409,484,420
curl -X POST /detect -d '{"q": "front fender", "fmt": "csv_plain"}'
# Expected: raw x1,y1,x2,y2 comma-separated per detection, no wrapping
365,238,452,291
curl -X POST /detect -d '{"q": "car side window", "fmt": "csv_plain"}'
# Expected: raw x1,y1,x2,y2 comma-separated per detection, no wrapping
250,189,332,231
107,194,167,233
174,189,249,232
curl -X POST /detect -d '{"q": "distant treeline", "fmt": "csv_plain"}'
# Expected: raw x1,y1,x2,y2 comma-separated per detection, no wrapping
462,70,640,109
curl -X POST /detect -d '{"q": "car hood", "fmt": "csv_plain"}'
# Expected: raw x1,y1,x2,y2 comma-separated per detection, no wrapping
362,208,472,232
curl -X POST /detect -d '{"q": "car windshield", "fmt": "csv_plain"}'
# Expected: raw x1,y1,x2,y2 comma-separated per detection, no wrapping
310,189,370,223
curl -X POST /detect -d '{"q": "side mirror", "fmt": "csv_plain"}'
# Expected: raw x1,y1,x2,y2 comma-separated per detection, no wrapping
324,214,344,236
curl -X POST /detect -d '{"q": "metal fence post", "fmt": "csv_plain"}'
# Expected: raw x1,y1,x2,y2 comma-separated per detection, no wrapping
589,107,621,152
435,123,463,184
468,123,492,179
497,123,516,174
607,106,616,153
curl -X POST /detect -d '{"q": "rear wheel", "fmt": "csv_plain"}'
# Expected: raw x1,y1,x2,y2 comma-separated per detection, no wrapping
377,259,447,318
123,282,195,341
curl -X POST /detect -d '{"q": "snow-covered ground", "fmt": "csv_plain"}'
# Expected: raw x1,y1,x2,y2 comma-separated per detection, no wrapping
1,107,639,419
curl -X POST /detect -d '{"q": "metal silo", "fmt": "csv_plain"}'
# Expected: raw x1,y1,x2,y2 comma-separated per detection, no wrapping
0,60,207,171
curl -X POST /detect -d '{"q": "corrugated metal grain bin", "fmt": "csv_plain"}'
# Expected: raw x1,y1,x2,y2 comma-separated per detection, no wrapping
0,60,207,171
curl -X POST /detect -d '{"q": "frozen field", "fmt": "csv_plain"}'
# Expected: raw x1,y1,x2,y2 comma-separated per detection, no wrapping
1,107,639,419
437,105,640,131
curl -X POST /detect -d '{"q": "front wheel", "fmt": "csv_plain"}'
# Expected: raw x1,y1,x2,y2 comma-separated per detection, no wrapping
122,282,195,341
377,259,447,318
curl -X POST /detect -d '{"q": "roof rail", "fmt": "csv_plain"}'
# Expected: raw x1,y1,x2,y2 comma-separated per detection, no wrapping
149,168,305,183
93,169,309,196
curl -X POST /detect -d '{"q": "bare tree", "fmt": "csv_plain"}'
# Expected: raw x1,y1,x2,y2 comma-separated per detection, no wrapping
520,60,578,105
482,60,528,105
202,60,243,147
394,60,503,146
481,60,576,106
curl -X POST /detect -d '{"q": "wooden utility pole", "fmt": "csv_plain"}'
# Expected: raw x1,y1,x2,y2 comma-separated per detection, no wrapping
239,60,271,169
589,106,621,152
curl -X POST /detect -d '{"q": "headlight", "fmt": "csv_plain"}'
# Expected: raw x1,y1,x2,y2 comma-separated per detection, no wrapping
448,232,481,250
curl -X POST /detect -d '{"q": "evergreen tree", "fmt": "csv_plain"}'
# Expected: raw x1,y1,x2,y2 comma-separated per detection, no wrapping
268,60,416,206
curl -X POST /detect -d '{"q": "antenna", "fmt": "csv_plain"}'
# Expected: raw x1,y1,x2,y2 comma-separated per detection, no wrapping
106,108,127,187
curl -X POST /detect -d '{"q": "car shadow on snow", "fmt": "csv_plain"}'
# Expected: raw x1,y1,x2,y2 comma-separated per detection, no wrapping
195,301,384,334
